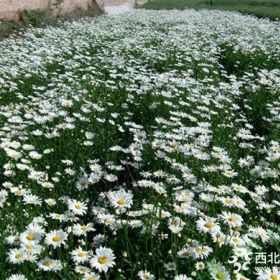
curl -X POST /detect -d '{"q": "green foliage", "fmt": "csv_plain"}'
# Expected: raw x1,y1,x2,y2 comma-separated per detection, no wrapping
0,21,16,39
142,0,280,20
0,8,279,280
19,9,48,27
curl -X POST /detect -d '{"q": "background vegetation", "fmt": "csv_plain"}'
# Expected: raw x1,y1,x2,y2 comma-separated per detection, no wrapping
142,0,280,20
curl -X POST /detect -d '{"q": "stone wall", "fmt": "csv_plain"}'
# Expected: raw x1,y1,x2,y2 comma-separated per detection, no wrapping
0,0,148,22
0,0,95,21
0,0,47,21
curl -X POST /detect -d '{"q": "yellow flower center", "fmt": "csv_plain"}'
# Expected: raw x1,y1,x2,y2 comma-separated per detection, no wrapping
88,277,95,280
232,237,239,243
81,225,88,231
198,263,204,268
78,252,85,257
117,199,126,205
216,272,225,280
204,221,214,229
43,260,51,267
196,248,204,253
105,219,112,225
225,198,232,204
26,233,35,241
144,275,150,280
98,256,108,264
182,251,190,257
172,219,179,225
52,235,61,242
75,204,81,209
228,217,237,222
271,275,279,280
26,245,33,251
15,253,22,259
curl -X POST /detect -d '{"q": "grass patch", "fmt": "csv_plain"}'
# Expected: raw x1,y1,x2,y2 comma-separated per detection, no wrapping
20,9,50,27
0,21,18,39
142,0,280,20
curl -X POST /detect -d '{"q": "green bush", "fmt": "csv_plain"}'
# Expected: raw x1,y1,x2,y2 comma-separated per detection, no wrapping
0,21,15,38
20,9,48,27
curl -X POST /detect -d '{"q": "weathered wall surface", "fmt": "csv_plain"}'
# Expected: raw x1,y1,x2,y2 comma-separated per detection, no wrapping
0,0,148,21
97,0,136,14
0,0,94,21
0,0,48,21
96,0,143,8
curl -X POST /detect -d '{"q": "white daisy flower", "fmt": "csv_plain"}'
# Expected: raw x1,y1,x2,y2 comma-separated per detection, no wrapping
20,243,42,256
23,194,42,205
90,247,116,273
75,265,91,274
6,274,28,280
71,247,90,264
38,258,63,271
83,272,100,280
72,223,95,236
191,245,213,259
257,267,280,280
108,189,133,209
220,212,243,228
45,230,68,248
196,216,220,235
228,234,246,247
68,199,88,216
19,229,42,244
138,270,155,280
76,176,89,190
29,151,42,160
177,247,192,259
7,248,26,264
208,262,231,280
174,275,192,280
168,216,186,233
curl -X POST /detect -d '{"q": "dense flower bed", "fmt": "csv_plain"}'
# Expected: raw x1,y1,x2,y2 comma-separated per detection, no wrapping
0,9,279,280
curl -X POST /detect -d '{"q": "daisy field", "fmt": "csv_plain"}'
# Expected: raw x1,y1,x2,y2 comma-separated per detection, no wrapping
0,8,279,280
